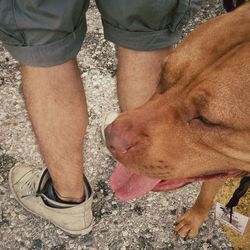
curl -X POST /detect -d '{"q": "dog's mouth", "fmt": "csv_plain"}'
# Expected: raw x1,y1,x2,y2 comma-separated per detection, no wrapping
170,170,240,183
190,171,235,181
109,163,245,201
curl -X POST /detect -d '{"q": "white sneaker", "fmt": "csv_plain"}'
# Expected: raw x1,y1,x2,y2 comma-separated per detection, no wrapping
9,164,93,235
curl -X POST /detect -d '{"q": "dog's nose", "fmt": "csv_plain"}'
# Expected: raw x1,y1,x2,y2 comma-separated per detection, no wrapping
104,123,138,155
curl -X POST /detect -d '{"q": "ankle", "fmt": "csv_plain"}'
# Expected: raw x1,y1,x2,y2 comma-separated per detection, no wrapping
54,189,85,203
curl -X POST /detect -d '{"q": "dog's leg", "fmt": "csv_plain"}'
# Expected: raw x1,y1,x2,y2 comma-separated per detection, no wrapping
175,179,225,238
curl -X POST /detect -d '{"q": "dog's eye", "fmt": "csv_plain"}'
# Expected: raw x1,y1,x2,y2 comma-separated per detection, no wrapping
194,115,220,127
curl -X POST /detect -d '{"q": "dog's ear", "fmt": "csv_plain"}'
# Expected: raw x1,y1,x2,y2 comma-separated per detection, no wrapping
158,3,250,93
155,53,179,94
157,52,190,94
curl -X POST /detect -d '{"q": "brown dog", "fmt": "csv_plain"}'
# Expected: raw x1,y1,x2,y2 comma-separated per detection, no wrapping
105,3,250,238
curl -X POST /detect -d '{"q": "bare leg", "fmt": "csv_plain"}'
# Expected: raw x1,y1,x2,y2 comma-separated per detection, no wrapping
116,46,173,111
175,179,225,238
21,58,87,202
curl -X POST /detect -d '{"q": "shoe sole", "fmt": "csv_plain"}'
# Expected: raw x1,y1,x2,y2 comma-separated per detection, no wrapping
8,167,93,236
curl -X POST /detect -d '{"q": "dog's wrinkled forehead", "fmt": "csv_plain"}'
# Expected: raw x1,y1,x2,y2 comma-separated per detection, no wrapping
157,42,250,130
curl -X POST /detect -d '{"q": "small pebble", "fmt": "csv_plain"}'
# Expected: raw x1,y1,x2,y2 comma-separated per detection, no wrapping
18,214,27,220
122,231,128,237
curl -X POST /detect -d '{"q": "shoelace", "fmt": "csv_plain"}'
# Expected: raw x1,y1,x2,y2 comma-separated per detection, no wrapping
17,168,42,198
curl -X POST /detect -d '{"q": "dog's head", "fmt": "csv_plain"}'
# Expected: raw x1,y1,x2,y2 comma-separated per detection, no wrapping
105,3,250,180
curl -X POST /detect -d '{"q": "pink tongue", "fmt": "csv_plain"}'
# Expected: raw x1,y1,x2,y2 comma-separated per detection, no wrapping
110,163,243,201
110,163,192,201
109,163,160,201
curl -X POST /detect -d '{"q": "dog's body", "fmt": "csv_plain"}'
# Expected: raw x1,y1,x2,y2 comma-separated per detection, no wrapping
105,3,250,237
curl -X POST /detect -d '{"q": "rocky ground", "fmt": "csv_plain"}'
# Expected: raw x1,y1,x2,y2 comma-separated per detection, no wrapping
0,1,237,249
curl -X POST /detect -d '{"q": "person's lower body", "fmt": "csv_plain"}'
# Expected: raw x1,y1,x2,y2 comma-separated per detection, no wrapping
1,0,203,235
2,0,94,235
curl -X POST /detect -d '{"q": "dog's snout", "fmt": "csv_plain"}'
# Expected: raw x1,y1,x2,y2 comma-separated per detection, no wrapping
104,122,139,156
110,137,135,154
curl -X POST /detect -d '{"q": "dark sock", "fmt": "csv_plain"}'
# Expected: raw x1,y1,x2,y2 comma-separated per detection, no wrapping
41,179,84,207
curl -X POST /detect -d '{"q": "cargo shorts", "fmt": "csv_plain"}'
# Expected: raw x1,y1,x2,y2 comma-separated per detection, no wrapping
0,0,203,67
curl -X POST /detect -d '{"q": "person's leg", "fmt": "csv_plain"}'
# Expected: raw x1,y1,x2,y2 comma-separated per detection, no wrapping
116,46,172,111
21,58,86,202
8,58,93,235
96,0,203,111
4,0,93,235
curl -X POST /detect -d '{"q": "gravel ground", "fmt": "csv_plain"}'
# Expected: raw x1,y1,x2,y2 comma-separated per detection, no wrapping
0,1,234,249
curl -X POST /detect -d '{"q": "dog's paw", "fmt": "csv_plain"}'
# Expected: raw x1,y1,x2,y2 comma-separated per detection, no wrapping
174,206,209,238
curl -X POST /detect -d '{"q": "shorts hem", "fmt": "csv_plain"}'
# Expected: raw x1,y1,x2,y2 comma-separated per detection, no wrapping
4,20,87,67
102,20,181,51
